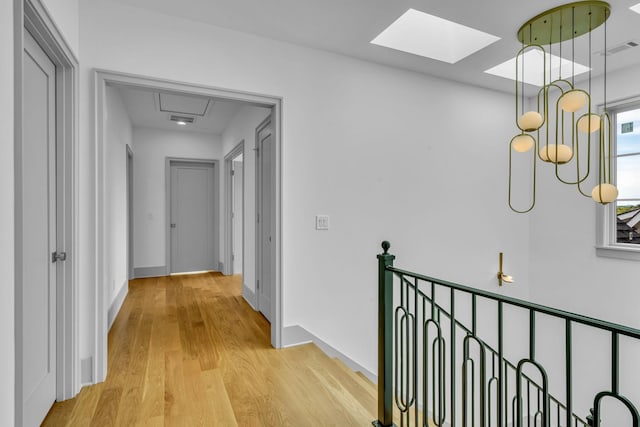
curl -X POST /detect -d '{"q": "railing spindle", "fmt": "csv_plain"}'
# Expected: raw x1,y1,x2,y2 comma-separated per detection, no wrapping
451,289,456,427
566,320,573,427
611,331,619,395
498,301,504,426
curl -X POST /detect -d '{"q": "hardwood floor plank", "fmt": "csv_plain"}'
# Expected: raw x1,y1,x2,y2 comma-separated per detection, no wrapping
90,387,123,427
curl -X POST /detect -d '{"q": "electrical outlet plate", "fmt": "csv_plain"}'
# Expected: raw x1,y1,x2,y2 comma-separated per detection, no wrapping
315,215,329,230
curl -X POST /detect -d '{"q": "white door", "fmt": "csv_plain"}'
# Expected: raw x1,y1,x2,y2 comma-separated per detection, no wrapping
170,161,216,273
232,160,243,274
21,29,58,427
257,121,274,321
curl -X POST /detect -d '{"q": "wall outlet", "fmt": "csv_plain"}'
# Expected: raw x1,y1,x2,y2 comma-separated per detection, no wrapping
315,215,329,230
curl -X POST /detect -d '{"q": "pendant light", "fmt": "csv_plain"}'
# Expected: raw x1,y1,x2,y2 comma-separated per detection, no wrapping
508,1,617,213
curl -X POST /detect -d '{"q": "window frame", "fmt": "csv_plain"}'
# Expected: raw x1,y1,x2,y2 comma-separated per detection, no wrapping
595,97,640,261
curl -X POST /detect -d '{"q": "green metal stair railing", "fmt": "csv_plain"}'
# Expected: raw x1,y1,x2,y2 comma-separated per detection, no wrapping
374,241,640,427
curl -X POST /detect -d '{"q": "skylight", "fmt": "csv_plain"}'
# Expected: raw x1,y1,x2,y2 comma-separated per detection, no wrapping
370,9,500,64
484,49,590,87
631,2,640,14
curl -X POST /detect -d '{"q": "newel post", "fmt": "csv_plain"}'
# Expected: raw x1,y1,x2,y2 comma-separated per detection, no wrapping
374,241,395,427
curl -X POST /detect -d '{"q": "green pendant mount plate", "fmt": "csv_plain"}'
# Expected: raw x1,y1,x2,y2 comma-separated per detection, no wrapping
517,1,610,45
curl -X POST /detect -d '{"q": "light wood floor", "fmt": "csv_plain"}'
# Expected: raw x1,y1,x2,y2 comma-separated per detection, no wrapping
42,272,378,426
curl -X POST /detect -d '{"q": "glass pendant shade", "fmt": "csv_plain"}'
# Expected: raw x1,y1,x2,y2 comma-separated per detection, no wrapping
577,114,601,133
559,90,588,113
512,134,535,152
591,183,618,204
518,111,544,131
541,144,573,164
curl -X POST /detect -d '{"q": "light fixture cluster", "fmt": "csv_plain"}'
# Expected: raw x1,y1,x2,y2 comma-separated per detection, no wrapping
508,1,617,213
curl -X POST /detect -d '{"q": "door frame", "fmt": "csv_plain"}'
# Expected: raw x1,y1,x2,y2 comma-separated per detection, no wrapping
14,0,80,420
94,70,284,382
165,158,219,274
224,141,245,276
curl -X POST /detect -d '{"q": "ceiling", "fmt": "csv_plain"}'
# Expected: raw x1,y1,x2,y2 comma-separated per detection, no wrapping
105,0,640,94
114,85,245,134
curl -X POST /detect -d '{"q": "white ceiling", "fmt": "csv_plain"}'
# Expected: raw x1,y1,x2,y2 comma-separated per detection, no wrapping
114,85,245,134
105,0,640,94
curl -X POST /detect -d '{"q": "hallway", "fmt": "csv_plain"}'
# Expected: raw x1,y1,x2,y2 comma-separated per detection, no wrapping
42,273,376,426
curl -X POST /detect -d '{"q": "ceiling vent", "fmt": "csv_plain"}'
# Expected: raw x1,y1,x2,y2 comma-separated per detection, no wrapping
599,40,638,56
170,115,195,125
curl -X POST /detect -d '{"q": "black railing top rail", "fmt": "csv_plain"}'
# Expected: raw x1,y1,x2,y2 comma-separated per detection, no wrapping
387,265,640,341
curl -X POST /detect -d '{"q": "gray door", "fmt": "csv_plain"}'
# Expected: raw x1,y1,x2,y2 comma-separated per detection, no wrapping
257,122,274,321
232,160,243,274
21,29,58,426
170,162,216,273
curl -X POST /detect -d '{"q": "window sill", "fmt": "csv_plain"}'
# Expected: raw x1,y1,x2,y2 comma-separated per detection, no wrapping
595,245,640,262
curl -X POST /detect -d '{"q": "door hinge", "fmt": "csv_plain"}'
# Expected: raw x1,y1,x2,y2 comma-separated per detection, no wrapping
51,251,67,263
231,170,235,176
257,280,260,289
231,254,235,261
257,213,260,223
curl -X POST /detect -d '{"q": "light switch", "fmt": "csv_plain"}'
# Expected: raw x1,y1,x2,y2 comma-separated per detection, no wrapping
315,215,329,230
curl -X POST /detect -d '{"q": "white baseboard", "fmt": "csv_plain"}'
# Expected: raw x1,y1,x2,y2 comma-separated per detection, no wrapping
133,265,167,278
242,283,257,309
108,281,129,330
282,325,377,383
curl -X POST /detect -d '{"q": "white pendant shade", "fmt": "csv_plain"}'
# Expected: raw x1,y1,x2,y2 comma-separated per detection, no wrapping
577,114,601,133
540,144,572,163
518,111,544,131
559,90,587,113
591,183,618,204
512,134,535,152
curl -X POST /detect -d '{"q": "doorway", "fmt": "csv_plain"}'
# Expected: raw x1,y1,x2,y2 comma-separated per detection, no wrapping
256,115,274,321
167,159,218,274
224,142,245,277
127,146,134,280
15,1,80,424
95,71,283,383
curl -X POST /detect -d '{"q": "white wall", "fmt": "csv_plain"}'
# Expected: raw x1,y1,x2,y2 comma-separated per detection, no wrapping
133,127,222,270
1,0,14,424
39,0,79,56
79,0,531,377
104,85,132,305
221,106,271,298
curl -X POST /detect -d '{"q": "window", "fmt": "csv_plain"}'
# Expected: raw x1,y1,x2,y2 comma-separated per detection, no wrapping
596,101,640,260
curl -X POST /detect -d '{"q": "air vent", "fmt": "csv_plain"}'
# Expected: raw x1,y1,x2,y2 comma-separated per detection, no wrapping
170,115,195,125
599,40,638,56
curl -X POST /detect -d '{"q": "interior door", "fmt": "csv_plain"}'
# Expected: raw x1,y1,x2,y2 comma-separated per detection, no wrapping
232,160,243,274
21,29,58,427
170,161,216,273
257,121,274,321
